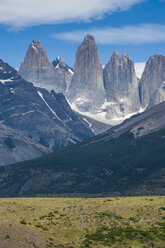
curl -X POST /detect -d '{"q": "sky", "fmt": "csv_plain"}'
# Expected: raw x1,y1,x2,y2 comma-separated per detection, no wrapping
0,0,164,77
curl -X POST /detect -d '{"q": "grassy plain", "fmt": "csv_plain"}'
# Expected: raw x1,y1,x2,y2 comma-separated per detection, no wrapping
0,197,164,248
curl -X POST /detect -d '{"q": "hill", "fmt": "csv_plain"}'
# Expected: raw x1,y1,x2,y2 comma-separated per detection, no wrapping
1,101,165,196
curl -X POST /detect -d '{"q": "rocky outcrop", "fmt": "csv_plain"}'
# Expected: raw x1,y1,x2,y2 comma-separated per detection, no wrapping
17,37,165,126
103,51,140,120
104,100,165,139
66,35,142,124
0,59,94,165
18,40,66,93
0,123,48,166
67,34,105,113
52,57,74,90
0,59,20,81
139,55,165,108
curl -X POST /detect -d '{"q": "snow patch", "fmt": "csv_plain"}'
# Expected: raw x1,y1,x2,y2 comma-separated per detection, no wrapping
55,64,59,69
32,44,37,50
0,110,36,123
68,68,74,75
37,91,61,121
76,98,91,104
10,88,15,94
101,101,116,109
83,118,92,128
69,101,146,126
0,78,14,84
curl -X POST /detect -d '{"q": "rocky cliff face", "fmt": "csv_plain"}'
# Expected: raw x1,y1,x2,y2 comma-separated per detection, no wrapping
52,57,74,90
18,40,66,93
103,51,140,120
0,123,48,166
0,59,20,81
67,34,105,113
139,55,165,108
0,59,94,165
16,37,165,126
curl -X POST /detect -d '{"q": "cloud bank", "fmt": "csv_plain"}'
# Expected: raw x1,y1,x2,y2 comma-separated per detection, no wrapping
52,24,165,45
0,0,144,28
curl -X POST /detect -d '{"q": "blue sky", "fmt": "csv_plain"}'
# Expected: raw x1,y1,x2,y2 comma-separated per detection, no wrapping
0,0,164,71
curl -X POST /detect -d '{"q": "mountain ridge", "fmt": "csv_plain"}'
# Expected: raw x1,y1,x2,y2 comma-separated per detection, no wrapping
1,100,165,196
0,58,94,166
17,36,165,126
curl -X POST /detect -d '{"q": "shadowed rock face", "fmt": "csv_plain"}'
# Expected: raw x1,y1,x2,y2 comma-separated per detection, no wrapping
52,57,74,90
67,34,105,113
139,55,165,108
18,40,66,93
0,59,94,165
0,124,48,166
103,51,140,119
0,59,20,80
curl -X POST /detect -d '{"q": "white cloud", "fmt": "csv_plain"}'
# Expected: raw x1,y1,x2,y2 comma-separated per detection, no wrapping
0,0,145,28
52,24,165,45
134,62,146,79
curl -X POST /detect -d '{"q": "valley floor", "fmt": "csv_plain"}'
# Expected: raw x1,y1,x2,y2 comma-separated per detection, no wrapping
0,197,164,248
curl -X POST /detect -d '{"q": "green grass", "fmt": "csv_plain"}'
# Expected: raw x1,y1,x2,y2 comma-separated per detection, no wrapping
0,197,165,248
0,129,165,197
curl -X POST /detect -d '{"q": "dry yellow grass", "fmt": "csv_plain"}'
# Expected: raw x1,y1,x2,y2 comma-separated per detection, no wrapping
0,196,164,248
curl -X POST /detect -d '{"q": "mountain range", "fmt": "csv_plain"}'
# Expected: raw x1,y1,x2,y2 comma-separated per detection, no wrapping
0,59,94,166
18,40,74,94
18,35,165,126
1,100,165,197
0,34,165,196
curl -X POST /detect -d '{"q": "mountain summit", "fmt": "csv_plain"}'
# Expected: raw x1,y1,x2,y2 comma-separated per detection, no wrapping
18,40,67,93
52,57,74,90
67,34,105,113
139,54,165,108
103,51,140,119
18,37,165,126
66,35,143,124
0,59,19,82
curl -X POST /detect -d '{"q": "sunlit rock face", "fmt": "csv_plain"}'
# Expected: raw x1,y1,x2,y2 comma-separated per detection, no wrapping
18,40,66,93
67,34,105,113
139,55,165,109
103,51,141,120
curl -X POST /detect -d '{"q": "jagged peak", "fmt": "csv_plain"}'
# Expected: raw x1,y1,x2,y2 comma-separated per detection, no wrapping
32,40,40,45
52,57,74,73
0,59,19,80
112,50,119,56
104,51,119,67
83,34,95,43
55,56,64,63
143,54,165,69
57,56,62,60
52,57,65,67
122,52,131,61
148,54,165,62
105,50,119,66
30,40,43,51
122,52,129,57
